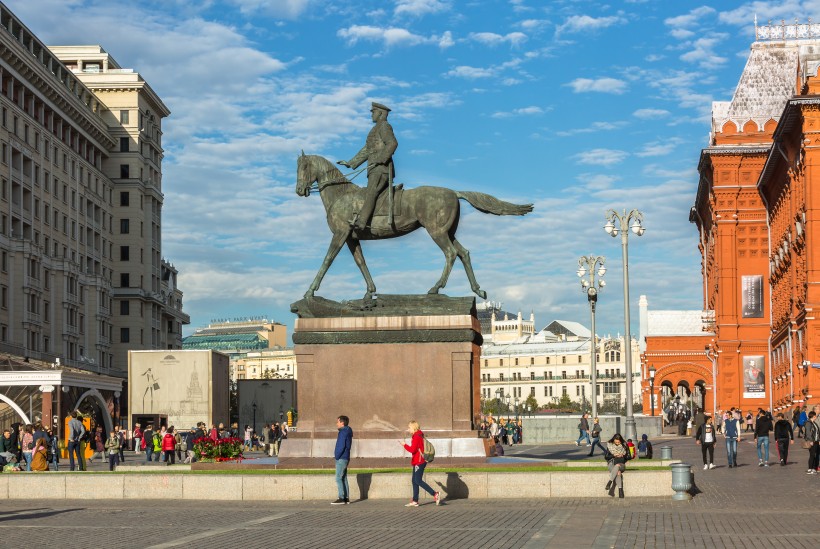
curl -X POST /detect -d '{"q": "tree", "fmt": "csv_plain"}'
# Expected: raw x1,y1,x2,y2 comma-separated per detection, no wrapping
523,394,538,413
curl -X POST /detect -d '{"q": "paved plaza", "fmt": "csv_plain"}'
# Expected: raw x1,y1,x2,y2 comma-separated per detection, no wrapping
1,435,817,548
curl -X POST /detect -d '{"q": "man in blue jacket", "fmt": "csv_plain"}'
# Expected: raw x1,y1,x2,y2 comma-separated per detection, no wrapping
332,415,353,505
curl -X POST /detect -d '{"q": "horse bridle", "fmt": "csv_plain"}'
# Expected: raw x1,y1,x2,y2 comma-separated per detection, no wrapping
301,163,366,195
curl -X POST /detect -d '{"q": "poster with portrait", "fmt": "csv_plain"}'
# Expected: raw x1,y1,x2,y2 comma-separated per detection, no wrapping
742,355,765,399
741,275,763,318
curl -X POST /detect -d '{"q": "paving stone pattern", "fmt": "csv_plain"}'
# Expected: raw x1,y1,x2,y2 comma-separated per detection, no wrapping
1,435,817,548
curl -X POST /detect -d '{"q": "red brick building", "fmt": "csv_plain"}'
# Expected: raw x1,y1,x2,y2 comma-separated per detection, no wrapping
644,22,820,416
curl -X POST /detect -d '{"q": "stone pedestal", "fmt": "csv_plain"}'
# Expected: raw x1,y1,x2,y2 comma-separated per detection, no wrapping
283,295,485,458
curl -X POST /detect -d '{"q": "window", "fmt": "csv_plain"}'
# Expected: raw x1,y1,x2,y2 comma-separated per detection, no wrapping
119,110,129,124
120,164,129,178
578,355,582,363
530,372,535,380
562,386,567,396
562,356,566,364
576,386,580,396
499,359,503,367
530,387,535,396
561,371,566,379
484,359,487,367
119,137,129,152
120,191,129,206
120,273,130,287
546,357,550,364
120,328,130,343
530,357,534,365
515,358,519,366
120,246,129,261
120,300,129,315
499,373,504,381
1,285,7,308
120,219,129,234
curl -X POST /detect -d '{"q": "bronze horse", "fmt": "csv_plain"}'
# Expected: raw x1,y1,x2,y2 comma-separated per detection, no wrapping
295,153,533,300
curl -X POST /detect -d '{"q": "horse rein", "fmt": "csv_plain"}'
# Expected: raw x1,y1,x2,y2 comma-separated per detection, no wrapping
304,165,366,194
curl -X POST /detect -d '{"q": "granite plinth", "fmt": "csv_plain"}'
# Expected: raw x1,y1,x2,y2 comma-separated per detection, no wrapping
291,296,482,457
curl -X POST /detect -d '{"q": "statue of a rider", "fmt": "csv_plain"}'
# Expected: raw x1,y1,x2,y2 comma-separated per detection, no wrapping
337,102,398,231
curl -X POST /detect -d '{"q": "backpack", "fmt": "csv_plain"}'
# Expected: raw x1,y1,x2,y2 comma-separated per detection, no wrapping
153,433,162,449
421,434,435,463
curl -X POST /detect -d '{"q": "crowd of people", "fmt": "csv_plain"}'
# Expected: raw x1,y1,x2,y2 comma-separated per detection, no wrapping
0,413,291,473
691,405,820,473
478,416,523,452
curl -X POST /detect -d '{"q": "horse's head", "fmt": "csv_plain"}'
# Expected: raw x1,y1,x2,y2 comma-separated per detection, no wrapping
295,151,315,197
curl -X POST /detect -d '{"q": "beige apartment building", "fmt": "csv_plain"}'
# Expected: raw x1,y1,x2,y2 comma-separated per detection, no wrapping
0,5,188,377
182,318,295,381
479,305,641,411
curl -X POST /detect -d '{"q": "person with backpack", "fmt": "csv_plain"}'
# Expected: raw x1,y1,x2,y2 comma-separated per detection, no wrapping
399,420,441,507
773,412,794,466
723,409,742,468
637,433,653,459
104,429,121,471
797,406,808,438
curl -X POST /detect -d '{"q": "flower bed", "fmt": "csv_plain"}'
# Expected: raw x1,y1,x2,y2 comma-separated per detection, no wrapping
193,436,243,462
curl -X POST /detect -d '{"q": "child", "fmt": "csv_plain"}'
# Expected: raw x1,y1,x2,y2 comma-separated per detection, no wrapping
625,438,636,459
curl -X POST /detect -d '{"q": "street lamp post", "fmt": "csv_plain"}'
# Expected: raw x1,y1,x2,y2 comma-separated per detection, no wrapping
252,401,257,436
514,397,520,421
604,208,645,442
505,394,511,420
577,255,606,419
649,366,656,416
705,346,717,416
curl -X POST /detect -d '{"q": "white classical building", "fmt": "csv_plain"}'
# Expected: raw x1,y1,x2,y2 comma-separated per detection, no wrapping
478,303,641,411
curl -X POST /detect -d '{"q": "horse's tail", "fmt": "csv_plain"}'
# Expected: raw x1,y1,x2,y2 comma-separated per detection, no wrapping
455,191,534,216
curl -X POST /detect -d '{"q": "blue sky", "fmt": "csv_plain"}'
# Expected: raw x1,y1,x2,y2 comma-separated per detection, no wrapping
10,0,818,340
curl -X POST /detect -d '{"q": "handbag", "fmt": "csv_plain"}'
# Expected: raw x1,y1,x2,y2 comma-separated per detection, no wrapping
802,440,813,449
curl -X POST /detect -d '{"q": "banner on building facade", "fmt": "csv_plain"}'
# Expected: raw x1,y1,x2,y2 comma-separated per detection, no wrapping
741,275,763,318
742,355,765,399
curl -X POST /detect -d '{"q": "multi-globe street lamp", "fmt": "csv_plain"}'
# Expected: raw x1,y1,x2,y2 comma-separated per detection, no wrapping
577,255,606,419
649,366,656,417
604,208,646,442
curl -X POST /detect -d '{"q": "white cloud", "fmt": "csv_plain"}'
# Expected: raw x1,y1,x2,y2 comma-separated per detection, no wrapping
664,6,716,29
633,108,670,119
720,2,820,27
226,0,312,19
446,65,496,79
556,121,625,136
395,0,451,17
556,14,626,36
635,139,682,157
439,30,455,48
566,77,627,94
680,35,728,68
519,19,550,30
337,25,442,47
490,106,545,118
573,148,629,166
670,28,695,39
468,31,528,47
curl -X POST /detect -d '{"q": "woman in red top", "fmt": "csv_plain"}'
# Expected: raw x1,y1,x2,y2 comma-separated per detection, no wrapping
398,420,441,507
162,426,177,465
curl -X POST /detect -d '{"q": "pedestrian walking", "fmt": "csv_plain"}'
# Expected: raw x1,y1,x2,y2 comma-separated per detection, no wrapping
804,411,819,474
724,409,741,468
576,413,591,446
754,409,773,467
332,415,352,505
587,417,604,457
132,423,142,453
604,434,630,498
399,420,441,507
695,415,716,469
773,413,793,465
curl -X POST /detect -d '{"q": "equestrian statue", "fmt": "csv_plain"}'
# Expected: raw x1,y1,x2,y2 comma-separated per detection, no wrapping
295,102,533,301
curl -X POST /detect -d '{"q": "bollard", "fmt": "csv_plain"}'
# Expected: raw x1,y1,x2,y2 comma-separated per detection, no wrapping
659,446,672,460
670,462,693,501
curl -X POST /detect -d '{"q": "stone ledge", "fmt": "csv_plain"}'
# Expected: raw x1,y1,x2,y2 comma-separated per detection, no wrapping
5,470,674,500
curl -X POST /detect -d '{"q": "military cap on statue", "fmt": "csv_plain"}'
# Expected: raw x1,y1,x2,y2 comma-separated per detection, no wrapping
371,102,391,113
